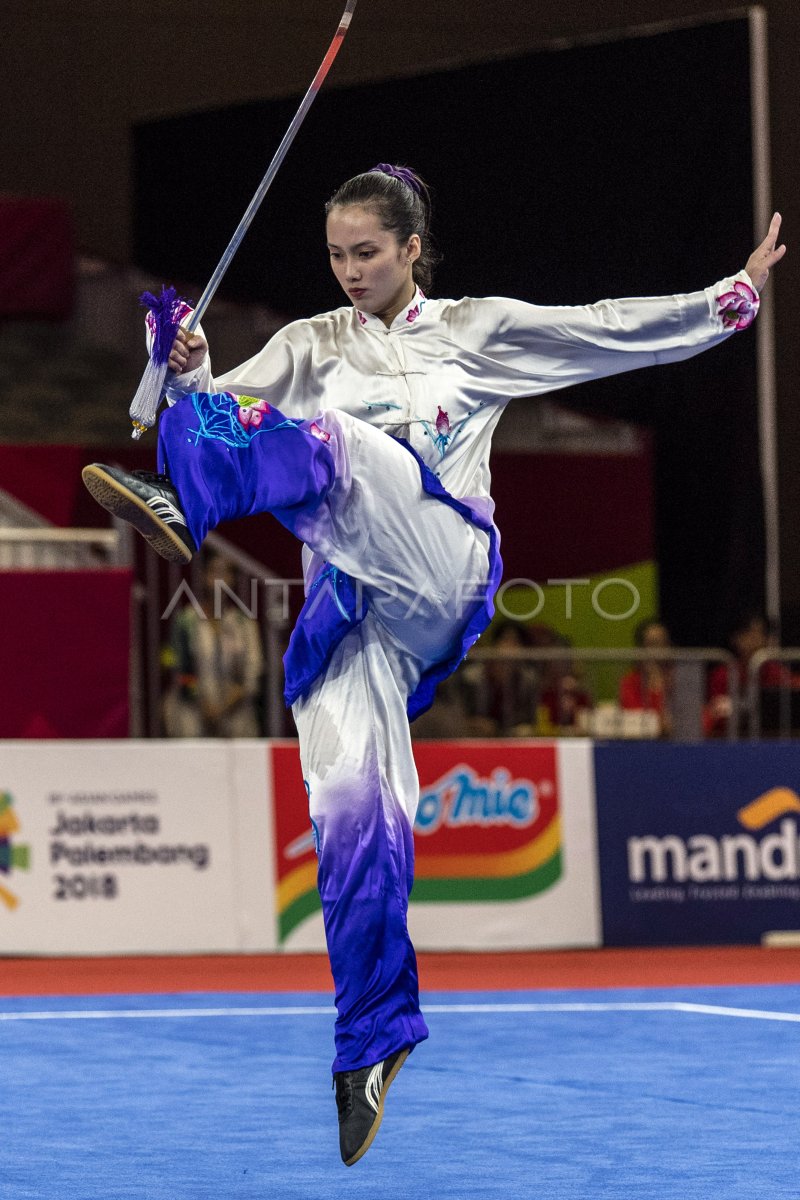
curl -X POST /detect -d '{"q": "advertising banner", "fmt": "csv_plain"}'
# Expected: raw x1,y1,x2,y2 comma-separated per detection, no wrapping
272,739,602,952
0,741,275,955
595,743,800,946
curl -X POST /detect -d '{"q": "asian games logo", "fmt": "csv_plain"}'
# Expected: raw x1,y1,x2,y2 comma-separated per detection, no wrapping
0,791,31,910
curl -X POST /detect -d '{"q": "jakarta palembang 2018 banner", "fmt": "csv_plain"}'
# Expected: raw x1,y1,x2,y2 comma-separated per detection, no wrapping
595,743,800,946
272,739,603,952
0,741,276,955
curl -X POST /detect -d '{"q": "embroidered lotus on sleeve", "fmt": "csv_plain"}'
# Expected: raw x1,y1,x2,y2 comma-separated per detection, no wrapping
236,397,271,429
717,281,759,330
309,421,331,443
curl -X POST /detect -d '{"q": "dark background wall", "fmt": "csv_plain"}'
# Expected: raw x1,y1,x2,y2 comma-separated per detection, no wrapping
2,1,799,639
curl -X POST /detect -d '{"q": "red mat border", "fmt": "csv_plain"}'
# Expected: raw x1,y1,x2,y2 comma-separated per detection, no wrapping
3,946,800,997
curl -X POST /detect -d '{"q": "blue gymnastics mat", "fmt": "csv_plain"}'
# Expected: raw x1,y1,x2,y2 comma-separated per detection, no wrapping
2,984,799,1199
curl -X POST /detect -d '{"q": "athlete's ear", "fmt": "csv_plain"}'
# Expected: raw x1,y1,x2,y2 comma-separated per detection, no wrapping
406,234,422,264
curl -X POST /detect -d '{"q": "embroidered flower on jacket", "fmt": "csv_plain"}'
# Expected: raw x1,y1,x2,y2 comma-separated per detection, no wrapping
357,310,367,326
406,293,427,324
309,421,331,443
717,281,759,330
235,396,271,429
421,406,452,458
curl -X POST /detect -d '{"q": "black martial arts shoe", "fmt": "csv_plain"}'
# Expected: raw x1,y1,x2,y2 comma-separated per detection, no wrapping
333,1047,410,1166
82,464,197,564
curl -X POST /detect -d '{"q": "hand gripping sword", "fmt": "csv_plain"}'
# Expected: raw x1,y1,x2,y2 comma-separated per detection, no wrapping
130,0,358,439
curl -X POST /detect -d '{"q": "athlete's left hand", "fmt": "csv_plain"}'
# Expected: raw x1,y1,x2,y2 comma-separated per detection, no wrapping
746,212,787,291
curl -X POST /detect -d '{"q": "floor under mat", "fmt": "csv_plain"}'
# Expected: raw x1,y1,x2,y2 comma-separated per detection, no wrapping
3,984,799,1199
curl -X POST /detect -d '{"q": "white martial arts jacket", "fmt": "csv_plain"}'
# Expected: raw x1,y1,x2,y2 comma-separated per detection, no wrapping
167,271,757,521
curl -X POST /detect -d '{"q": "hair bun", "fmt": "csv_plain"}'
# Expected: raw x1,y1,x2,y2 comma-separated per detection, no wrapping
368,163,422,195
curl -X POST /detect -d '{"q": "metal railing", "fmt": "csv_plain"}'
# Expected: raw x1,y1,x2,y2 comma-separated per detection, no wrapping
0,505,292,738
0,525,126,568
437,646,740,742
146,534,293,739
0,484,131,569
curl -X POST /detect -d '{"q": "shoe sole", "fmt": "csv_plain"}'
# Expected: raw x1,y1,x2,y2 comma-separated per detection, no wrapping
81,465,193,565
344,1047,410,1167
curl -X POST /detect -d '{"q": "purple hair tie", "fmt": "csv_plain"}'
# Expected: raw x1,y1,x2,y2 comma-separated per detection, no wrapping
368,163,422,195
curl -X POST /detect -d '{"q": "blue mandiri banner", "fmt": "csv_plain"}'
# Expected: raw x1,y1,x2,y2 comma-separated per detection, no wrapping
595,743,800,946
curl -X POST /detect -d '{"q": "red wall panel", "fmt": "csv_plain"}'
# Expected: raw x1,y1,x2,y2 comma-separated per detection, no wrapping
0,570,131,737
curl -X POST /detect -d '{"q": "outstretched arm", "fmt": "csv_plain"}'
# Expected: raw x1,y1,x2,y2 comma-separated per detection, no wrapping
462,216,787,401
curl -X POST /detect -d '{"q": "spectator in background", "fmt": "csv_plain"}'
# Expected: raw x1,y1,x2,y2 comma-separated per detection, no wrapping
461,619,541,736
410,670,471,739
162,552,264,737
539,634,593,732
619,618,674,737
704,611,785,737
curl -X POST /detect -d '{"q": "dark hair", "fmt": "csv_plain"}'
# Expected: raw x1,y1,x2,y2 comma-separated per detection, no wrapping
726,610,771,645
491,619,531,647
325,165,441,294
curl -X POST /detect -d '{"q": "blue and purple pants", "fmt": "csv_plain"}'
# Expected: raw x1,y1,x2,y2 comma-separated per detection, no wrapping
158,392,498,1072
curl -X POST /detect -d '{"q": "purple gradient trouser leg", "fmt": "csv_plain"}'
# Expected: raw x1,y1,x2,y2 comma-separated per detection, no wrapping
292,619,431,1072
158,393,491,1072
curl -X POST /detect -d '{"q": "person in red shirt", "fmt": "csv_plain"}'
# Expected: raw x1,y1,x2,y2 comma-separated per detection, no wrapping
539,632,593,731
704,612,786,736
619,619,673,737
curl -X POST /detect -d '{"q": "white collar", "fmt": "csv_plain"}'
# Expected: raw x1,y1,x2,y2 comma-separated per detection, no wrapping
354,287,428,333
